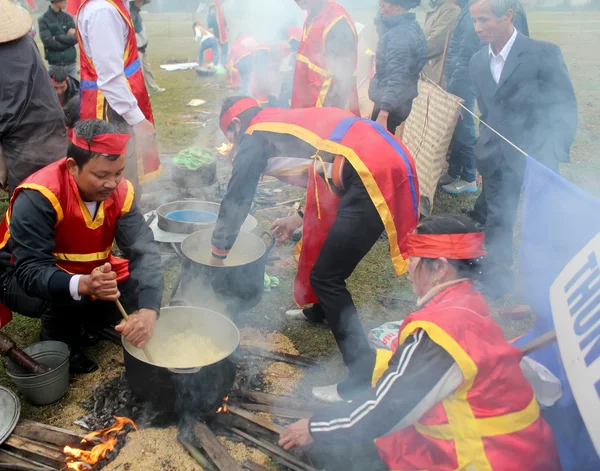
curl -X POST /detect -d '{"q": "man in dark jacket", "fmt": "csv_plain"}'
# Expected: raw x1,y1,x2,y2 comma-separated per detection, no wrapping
0,4,67,194
469,0,577,298
440,0,528,195
369,0,427,134
49,65,79,107
38,0,78,80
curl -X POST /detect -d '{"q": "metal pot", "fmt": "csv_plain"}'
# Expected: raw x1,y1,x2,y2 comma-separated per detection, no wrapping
178,230,275,316
157,200,258,235
122,306,239,421
171,161,217,188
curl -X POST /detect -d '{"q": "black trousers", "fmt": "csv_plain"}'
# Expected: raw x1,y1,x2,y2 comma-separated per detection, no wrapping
306,164,383,397
0,270,139,351
473,165,524,298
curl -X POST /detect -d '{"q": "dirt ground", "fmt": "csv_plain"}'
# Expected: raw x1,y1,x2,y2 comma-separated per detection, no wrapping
0,5,599,471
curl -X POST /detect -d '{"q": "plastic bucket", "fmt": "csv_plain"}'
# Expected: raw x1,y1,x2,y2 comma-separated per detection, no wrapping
5,341,70,406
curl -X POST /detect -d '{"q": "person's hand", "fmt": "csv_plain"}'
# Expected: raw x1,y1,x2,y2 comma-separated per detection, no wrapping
133,119,157,153
115,308,157,348
278,419,314,451
270,213,303,243
79,263,120,301
376,110,389,130
67,28,76,35
209,255,225,267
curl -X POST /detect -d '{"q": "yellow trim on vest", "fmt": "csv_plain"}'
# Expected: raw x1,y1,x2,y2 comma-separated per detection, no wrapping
77,196,105,230
296,54,331,77
246,122,408,275
121,180,135,215
96,89,106,120
137,163,163,185
372,348,394,387
322,15,357,48
414,397,541,440
18,184,64,223
54,247,112,262
316,77,333,108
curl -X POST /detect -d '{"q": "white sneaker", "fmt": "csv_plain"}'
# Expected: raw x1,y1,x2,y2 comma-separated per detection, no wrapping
439,172,457,186
312,384,345,404
442,179,478,195
285,309,308,321
154,87,166,93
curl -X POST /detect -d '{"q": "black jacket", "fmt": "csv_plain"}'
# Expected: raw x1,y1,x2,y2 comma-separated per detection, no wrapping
38,6,77,66
470,33,578,177
369,13,427,122
444,2,529,100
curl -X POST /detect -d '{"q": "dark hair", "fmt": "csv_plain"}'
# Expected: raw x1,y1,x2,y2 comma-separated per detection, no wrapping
385,0,421,10
415,214,485,281
48,65,69,83
67,120,121,169
63,95,80,128
220,96,262,133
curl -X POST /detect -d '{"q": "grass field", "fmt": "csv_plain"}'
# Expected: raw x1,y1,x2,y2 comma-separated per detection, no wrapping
0,6,599,468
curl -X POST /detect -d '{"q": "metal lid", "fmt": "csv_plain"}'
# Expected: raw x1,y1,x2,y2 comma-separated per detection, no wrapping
0,386,20,445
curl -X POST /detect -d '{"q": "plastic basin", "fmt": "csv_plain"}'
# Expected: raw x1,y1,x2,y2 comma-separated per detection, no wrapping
5,341,70,406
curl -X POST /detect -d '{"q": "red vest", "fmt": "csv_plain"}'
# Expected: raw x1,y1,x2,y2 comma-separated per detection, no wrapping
246,108,419,306
227,35,258,89
373,282,561,471
291,1,359,115
213,0,228,44
77,0,161,184
0,159,133,284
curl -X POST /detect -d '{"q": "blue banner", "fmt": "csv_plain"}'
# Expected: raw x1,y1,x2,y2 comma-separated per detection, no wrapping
516,157,600,470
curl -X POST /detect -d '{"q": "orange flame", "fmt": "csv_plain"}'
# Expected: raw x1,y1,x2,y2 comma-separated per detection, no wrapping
216,396,230,414
216,142,233,155
64,417,137,470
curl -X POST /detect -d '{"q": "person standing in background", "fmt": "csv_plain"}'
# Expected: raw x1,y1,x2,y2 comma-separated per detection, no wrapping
77,0,162,191
0,0,67,194
49,65,80,106
422,0,460,86
369,0,428,134
39,0,78,81
291,0,360,115
208,0,228,73
469,0,577,299
129,0,165,93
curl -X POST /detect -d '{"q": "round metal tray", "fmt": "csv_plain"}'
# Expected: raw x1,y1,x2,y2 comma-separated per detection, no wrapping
0,386,20,445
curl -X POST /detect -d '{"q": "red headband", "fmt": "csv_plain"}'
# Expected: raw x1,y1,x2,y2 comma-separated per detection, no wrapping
71,132,131,155
220,98,260,134
406,233,487,260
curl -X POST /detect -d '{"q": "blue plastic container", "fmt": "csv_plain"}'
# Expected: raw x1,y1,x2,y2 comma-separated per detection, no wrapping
165,210,218,224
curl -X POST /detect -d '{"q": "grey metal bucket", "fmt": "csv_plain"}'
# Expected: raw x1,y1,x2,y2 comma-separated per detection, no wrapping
5,341,70,406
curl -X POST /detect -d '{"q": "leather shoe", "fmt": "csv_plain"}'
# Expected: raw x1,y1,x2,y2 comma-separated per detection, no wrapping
69,352,98,375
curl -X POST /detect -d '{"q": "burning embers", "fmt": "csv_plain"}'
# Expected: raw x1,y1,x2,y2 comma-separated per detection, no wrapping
64,417,137,470
216,142,233,156
216,396,230,414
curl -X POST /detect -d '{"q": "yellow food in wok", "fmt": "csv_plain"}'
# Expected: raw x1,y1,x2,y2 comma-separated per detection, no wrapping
152,332,226,368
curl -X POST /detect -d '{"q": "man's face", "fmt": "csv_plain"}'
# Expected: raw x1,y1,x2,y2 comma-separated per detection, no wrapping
67,154,127,202
379,0,399,18
53,0,68,10
134,0,145,7
52,79,68,97
470,0,513,45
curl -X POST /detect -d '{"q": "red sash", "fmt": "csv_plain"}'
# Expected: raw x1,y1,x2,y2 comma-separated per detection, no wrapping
213,0,228,44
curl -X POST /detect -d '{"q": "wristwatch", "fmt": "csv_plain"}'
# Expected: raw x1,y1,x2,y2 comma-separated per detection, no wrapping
297,208,304,219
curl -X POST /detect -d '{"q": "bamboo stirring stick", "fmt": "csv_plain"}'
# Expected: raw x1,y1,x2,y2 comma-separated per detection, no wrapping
115,299,154,363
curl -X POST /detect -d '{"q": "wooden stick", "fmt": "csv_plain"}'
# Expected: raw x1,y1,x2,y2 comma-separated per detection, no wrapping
178,434,219,471
240,346,317,367
1,436,65,469
15,421,100,448
520,330,557,356
242,461,271,471
227,405,285,435
230,428,317,471
254,198,303,212
0,449,55,471
0,463,50,471
238,403,312,419
234,390,324,411
192,422,243,471
115,300,154,363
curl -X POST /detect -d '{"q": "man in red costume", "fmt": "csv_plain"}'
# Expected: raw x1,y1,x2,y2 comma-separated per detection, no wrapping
291,0,359,114
278,215,560,471
0,120,163,375
77,0,161,189
211,97,420,401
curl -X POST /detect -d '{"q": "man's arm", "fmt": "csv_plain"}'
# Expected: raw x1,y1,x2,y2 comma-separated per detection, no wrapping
56,14,78,46
115,195,164,313
38,16,69,51
322,18,356,109
10,190,74,302
378,28,413,113
470,54,488,121
426,5,459,60
309,329,461,444
82,8,145,125
211,133,270,258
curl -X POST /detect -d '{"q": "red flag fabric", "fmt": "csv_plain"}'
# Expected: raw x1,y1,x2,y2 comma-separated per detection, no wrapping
67,0,82,15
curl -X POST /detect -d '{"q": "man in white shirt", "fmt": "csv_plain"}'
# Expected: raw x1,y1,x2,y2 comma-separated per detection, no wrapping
468,0,577,299
77,0,160,190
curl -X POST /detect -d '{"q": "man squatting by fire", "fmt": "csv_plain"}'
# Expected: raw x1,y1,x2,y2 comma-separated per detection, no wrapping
210,97,420,403
0,120,163,375
279,215,562,471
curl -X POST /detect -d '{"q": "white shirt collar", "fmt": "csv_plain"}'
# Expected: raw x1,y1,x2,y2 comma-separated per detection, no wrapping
489,27,518,60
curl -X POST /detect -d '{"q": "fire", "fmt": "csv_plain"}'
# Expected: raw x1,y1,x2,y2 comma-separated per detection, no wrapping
216,396,230,414
64,417,137,470
216,142,233,155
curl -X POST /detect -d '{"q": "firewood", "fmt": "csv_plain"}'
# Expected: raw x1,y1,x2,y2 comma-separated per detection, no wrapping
178,434,219,471
520,330,557,356
15,420,100,448
1,436,65,469
242,460,271,471
240,345,317,367
230,428,317,471
192,422,243,471
0,450,55,471
226,405,285,435
238,403,312,419
233,390,323,411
